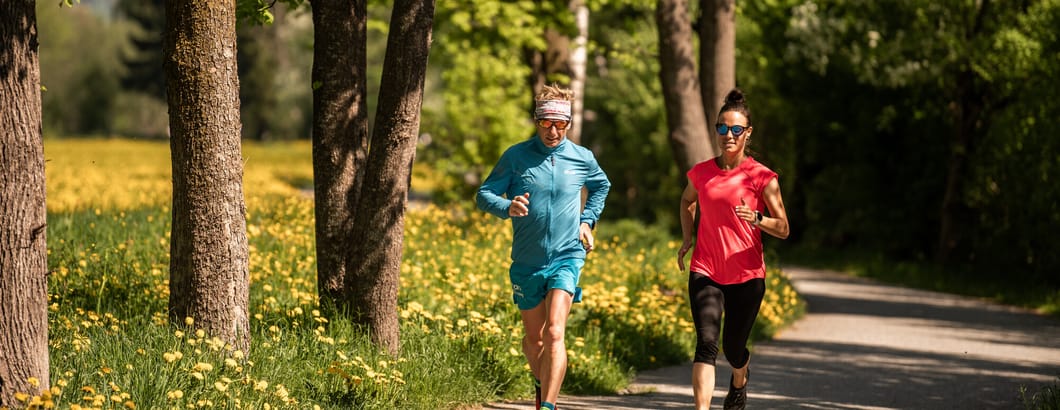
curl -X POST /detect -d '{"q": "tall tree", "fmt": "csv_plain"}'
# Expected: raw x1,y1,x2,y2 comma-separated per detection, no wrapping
309,0,369,308
656,0,713,173
568,1,589,143
163,0,251,353
311,0,435,354
0,0,50,404
698,0,734,129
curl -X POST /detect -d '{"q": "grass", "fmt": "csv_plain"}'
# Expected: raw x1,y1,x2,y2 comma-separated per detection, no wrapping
1021,376,1060,410
22,138,805,409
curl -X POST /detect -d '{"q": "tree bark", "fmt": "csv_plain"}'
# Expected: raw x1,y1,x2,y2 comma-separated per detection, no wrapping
342,0,435,356
163,0,250,354
309,0,369,310
568,0,589,144
656,0,713,174
698,0,735,130
0,1,50,404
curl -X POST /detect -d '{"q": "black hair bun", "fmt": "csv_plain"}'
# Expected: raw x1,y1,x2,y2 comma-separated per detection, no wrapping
724,88,746,105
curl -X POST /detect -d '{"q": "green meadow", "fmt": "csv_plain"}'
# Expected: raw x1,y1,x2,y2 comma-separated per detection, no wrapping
36,138,803,409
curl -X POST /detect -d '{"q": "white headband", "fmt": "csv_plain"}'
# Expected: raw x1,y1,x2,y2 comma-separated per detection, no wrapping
535,100,572,120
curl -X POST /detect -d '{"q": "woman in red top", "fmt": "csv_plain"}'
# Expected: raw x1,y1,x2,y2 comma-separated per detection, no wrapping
677,88,790,410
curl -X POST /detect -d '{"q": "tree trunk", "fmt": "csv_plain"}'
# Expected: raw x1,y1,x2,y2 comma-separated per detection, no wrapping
937,1,990,264
698,0,735,130
656,0,713,174
0,1,50,404
309,0,369,310
342,0,435,356
568,0,589,144
937,70,981,264
163,0,250,354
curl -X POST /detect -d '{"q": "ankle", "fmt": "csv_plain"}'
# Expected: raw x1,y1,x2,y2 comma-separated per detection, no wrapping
540,401,556,410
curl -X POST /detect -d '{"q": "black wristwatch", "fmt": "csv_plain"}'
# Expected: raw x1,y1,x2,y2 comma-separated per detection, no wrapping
752,210,763,225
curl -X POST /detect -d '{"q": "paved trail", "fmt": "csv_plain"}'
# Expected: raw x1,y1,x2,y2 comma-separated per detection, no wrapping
479,267,1060,409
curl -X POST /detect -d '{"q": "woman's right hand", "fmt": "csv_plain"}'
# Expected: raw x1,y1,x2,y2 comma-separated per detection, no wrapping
677,241,693,271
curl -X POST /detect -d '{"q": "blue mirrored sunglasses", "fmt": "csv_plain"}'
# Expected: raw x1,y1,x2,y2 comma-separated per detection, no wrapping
716,123,747,137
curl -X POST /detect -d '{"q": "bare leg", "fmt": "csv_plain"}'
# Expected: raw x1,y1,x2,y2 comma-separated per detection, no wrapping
692,362,716,410
539,289,573,405
519,303,548,382
731,359,749,389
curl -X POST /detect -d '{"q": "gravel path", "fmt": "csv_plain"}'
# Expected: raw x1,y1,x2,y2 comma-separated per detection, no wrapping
478,267,1060,409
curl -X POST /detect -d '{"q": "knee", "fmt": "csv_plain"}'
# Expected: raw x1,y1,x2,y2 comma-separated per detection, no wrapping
542,322,566,346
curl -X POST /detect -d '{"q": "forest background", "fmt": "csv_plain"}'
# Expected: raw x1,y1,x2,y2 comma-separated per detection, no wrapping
42,0,1060,310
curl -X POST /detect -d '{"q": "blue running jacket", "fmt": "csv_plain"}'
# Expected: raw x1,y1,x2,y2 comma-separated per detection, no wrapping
477,137,611,270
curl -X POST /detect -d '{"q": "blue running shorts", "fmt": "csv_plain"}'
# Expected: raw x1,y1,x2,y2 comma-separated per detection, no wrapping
509,259,584,310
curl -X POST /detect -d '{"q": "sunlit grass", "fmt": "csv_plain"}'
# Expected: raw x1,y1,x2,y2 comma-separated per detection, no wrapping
32,138,804,409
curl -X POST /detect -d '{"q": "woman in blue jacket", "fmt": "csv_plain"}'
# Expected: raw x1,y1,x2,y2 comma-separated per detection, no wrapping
477,84,610,410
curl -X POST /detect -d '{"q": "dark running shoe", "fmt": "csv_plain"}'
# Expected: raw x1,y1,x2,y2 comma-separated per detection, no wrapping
534,378,541,409
723,368,749,410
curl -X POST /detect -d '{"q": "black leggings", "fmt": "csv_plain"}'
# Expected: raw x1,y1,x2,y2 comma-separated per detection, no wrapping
688,272,765,368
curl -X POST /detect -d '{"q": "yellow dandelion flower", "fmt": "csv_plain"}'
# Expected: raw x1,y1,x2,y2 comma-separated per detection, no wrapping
124,400,136,409
14,392,29,402
184,317,194,326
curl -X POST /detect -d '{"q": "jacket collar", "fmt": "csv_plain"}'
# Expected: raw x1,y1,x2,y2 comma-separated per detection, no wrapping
530,135,569,155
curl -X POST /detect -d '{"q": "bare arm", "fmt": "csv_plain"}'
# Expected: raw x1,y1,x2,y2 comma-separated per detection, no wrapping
757,177,789,239
677,183,698,271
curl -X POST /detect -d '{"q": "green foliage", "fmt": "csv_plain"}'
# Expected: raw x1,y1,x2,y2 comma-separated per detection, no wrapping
751,0,1060,282
38,2,130,136
236,0,308,26
583,6,677,225
1021,376,1060,410
421,1,565,202
237,8,315,141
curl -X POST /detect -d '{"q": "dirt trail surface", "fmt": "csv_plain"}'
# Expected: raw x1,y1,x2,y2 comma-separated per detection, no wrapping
478,267,1060,409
